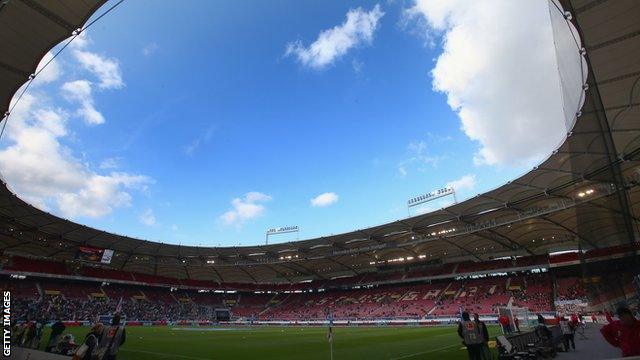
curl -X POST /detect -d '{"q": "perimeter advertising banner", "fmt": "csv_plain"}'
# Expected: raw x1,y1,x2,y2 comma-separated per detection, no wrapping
76,246,115,264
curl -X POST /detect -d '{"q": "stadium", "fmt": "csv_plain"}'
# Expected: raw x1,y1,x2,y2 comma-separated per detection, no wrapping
0,0,639,359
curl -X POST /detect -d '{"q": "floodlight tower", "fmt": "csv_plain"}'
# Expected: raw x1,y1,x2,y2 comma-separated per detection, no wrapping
407,186,457,216
265,226,299,245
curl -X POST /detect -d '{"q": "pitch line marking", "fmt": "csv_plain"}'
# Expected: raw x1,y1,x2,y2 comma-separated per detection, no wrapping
121,348,213,360
389,343,458,360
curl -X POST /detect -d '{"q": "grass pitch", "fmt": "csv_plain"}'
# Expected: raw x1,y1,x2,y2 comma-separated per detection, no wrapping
40,325,501,359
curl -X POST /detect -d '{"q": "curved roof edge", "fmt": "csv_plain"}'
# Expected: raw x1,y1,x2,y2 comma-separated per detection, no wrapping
0,0,638,283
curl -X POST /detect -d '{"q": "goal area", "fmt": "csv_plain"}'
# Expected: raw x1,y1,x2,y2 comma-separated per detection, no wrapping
497,306,532,329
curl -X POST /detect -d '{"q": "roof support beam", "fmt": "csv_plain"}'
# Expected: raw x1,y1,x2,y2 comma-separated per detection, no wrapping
263,264,293,282
208,265,224,283
441,207,535,256
285,261,327,280
442,239,483,261
326,257,359,275
20,0,76,31
236,266,258,283
238,254,295,282
0,61,29,78
537,167,586,177
585,201,640,223
587,29,640,52
477,230,535,256
538,216,599,249
574,0,610,14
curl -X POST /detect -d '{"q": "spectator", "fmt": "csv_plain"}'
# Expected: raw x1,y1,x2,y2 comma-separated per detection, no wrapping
600,306,640,357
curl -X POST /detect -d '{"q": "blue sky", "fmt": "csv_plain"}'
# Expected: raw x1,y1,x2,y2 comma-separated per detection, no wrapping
0,0,571,246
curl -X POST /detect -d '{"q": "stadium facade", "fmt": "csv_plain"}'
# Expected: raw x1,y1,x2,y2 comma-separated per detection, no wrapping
0,0,639,324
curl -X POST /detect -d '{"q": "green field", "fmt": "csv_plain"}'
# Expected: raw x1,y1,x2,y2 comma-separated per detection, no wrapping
36,325,501,359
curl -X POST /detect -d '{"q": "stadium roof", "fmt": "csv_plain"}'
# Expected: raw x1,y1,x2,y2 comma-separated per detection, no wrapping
0,0,638,284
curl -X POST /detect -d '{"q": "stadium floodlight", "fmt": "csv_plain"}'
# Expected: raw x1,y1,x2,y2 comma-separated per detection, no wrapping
407,186,457,214
265,226,299,245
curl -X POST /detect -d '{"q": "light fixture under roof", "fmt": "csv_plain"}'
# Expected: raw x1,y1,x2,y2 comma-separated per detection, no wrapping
309,244,332,249
383,231,409,237
345,238,368,244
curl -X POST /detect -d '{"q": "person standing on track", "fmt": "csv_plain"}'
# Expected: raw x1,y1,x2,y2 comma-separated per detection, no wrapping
473,313,491,360
100,313,126,360
458,312,484,360
46,318,66,352
498,314,511,335
559,316,576,351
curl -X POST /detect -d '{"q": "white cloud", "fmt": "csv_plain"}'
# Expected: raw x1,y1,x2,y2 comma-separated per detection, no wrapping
310,192,339,207
405,0,566,167
0,42,149,219
285,4,384,69
446,174,476,192
69,32,90,49
61,80,104,125
219,192,272,226
99,157,121,170
139,208,157,226
142,43,159,56
397,140,442,176
183,126,214,155
0,92,151,218
351,59,364,74
57,173,150,218
244,191,272,203
73,50,124,89
33,52,61,85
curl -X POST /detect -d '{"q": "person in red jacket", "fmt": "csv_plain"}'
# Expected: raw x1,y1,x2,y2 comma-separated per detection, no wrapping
498,315,512,334
600,306,640,357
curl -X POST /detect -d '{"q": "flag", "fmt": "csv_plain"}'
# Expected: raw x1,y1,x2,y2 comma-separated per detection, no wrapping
45,300,53,316
326,313,334,360
115,296,123,314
